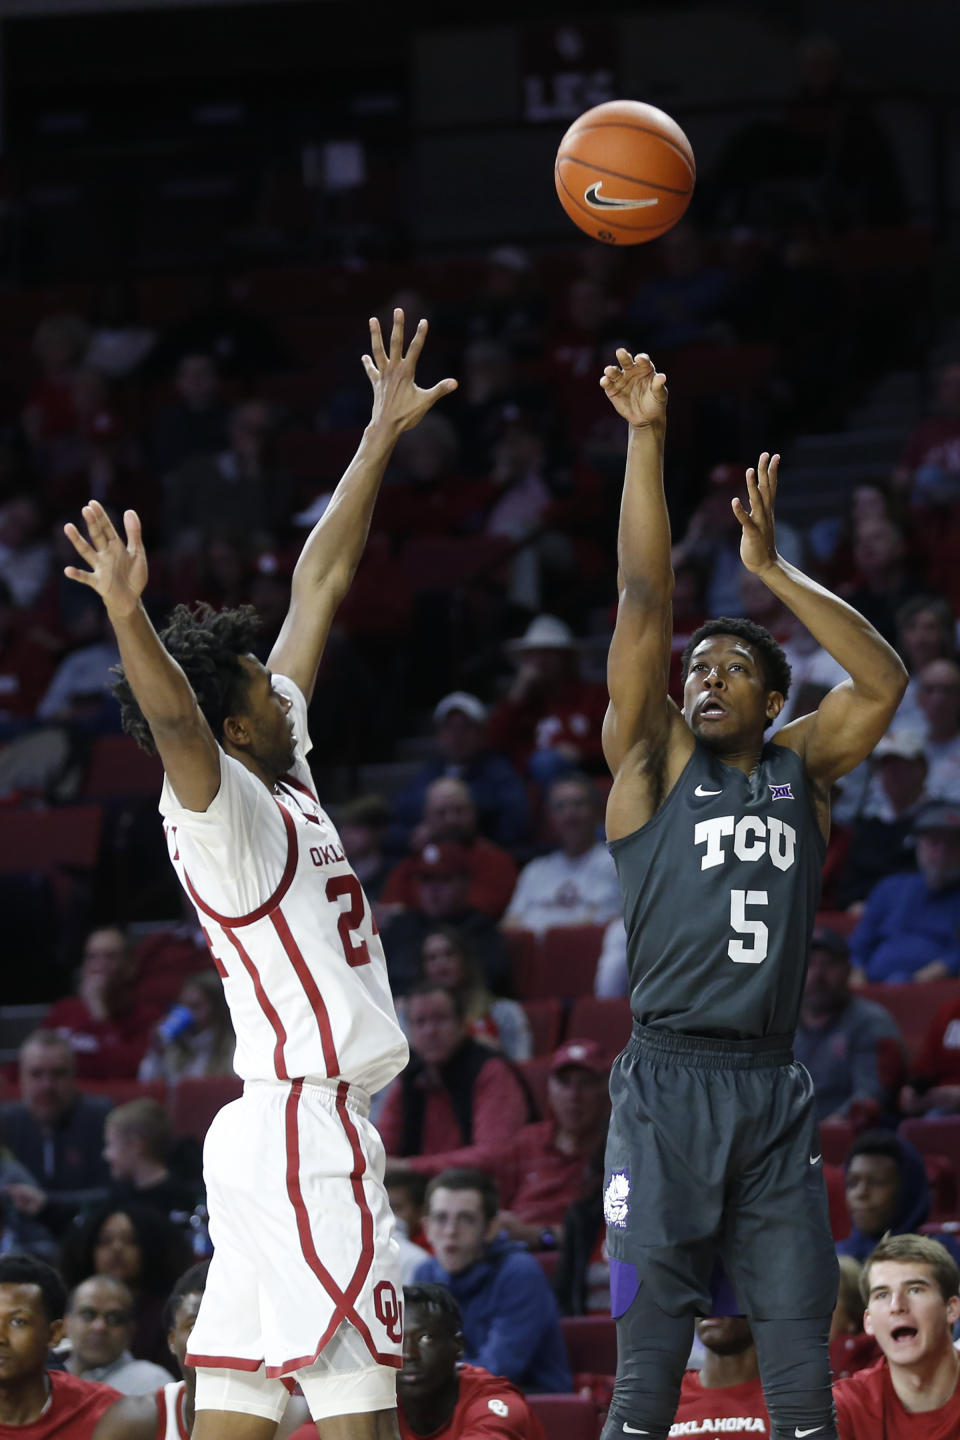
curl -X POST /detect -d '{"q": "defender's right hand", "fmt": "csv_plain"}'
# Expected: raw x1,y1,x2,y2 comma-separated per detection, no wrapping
599,348,667,428
63,500,148,619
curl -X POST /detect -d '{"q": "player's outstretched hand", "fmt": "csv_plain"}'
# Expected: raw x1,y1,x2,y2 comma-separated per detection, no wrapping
733,452,780,575
63,501,148,619
599,348,667,428
362,308,457,434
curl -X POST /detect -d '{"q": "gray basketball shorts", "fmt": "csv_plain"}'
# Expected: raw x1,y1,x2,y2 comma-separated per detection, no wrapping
603,1024,838,1322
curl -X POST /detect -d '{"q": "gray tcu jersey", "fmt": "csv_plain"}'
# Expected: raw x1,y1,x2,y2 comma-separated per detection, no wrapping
610,740,825,1040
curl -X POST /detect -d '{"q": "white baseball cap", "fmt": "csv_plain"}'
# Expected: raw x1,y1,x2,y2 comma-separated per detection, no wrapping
506,614,577,654
433,692,487,725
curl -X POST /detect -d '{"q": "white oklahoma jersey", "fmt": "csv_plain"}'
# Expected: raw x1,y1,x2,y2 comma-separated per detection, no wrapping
159,674,408,1385
154,1382,188,1440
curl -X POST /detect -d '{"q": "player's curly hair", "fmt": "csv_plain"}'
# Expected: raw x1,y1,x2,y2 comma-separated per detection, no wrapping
680,617,792,701
111,603,262,754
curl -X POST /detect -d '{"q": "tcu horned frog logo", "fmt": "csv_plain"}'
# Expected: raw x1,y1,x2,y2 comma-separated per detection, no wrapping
603,1170,631,1229
374,1281,402,1343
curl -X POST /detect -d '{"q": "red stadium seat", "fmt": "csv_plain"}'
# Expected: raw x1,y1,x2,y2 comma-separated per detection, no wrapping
819,1120,855,1166
79,736,163,799
814,910,859,937
505,928,538,997
0,804,103,872
560,1316,617,1377
527,1393,600,1440
536,926,606,999
167,1074,243,1140
522,998,564,1056
78,1079,167,1108
565,998,632,1057
858,981,960,1064
900,1118,960,1193
518,1057,553,1119
534,1250,559,1284
398,536,511,594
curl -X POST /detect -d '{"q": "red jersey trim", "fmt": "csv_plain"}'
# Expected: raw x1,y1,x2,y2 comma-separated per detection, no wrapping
278,773,318,805
269,909,339,1076
152,1388,165,1440
221,926,289,1080
183,801,298,928
175,1383,189,1440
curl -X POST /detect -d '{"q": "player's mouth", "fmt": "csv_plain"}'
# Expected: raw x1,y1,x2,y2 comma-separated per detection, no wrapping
698,698,728,720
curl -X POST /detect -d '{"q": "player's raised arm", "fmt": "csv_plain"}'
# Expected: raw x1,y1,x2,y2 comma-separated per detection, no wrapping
601,351,691,792
64,501,221,811
267,307,457,701
738,452,908,784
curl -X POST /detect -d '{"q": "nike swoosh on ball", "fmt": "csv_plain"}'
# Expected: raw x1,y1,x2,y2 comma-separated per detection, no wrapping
584,182,660,209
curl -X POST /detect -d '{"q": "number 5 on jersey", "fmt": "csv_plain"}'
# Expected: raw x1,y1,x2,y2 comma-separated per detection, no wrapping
728,889,768,964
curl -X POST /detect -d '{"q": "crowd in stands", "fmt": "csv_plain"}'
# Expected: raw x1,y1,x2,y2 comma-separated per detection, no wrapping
1,51,960,1439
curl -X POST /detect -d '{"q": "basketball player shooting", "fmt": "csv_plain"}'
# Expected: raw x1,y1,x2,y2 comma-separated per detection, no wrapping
596,351,906,1440
63,311,456,1440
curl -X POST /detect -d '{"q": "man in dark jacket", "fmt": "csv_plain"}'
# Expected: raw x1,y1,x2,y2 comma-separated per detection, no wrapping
413,1168,571,1394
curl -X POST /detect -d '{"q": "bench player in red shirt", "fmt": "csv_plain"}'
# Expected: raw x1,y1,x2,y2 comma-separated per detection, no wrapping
0,1256,119,1440
833,1234,960,1439
670,1316,768,1437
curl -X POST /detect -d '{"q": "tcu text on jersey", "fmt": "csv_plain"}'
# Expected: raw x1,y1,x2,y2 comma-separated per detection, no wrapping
694,814,797,872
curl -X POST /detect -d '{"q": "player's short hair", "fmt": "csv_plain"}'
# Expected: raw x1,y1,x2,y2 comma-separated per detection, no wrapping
403,1283,463,1337
861,1234,960,1305
0,1255,67,1322
163,1259,210,1331
105,1097,171,1160
112,603,262,754
406,981,468,1024
680,617,792,703
425,1168,500,1223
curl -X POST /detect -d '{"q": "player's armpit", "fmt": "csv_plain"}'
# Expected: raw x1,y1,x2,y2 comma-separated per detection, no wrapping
775,677,896,787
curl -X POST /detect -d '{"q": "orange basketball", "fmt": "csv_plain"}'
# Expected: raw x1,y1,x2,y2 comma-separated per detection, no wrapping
555,99,696,245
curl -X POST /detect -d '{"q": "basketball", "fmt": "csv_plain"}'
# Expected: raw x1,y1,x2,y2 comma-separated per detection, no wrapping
554,99,696,245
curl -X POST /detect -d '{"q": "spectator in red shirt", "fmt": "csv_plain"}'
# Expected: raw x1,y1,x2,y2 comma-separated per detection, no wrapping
492,1039,609,1251
43,927,158,1081
377,984,532,1173
834,1233,960,1438
0,1253,120,1440
396,1283,546,1440
382,778,518,921
672,1316,769,1435
487,615,608,783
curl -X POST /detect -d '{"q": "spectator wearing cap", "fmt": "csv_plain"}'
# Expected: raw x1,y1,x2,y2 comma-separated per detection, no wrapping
850,802,960,982
833,730,928,911
487,614,608,784
379,843,510,997
388,692,529,856
377,984,533,1174
794,928,905,1122
489,1039,610,1251
336,793,392,900
382,776,517,921
503,773,621,934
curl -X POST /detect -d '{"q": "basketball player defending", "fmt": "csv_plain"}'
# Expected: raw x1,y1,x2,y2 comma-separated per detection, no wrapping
63,311,456,1440
596,351,906,1440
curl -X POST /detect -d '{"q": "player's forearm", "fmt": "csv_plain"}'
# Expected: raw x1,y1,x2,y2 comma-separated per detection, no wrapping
757,557,907,699
110,602,204,732
290,417,401,601
617,420,672,601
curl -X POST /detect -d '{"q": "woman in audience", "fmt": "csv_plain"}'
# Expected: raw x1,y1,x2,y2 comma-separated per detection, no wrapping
137,970,236,1083
399,925,533,1061
60,1202,191,1371
893,593,957,732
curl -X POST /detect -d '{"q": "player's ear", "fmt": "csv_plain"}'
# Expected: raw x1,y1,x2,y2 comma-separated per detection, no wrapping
765,690,784,722
167,1328,177,1358
48,1318,64,1349
222,714,249,749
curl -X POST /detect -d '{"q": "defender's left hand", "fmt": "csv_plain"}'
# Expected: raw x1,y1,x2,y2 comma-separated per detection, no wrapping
363,308,457,434
734,451,780,575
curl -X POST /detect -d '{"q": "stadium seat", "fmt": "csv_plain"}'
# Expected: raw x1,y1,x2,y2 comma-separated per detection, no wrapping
521,998,564,1056
534,1250,559,1283
78,1079,167,1108
167,1074,243,1140
900,1118,960,1217
527,1393,600,1440
819,1120,855,1166
537,926,606,999
814,910,859,937
504,928,538,996
565,997,632,1057
0,805,103,872
858,981,960,1064
398,536,511,594
560,1316,617,1377
79,736,163,799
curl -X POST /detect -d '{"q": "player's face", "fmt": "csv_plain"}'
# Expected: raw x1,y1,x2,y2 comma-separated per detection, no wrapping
694,1316,754,1356
93,1212,143,1285
864,1262,960,1368
425,1187,491,1274
167,1291,203,1375
64,1278,132,1369
398,1302,462,1400
236,656,295,779
0,1284,61,1385
19,1042,75,1124
845,1155,900,1236
682,635,780,746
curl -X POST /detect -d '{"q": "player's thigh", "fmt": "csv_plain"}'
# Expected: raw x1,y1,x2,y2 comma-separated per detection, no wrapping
193,1411,280,1440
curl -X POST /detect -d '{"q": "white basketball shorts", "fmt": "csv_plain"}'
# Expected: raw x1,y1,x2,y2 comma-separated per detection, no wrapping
186,1077,403,1395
